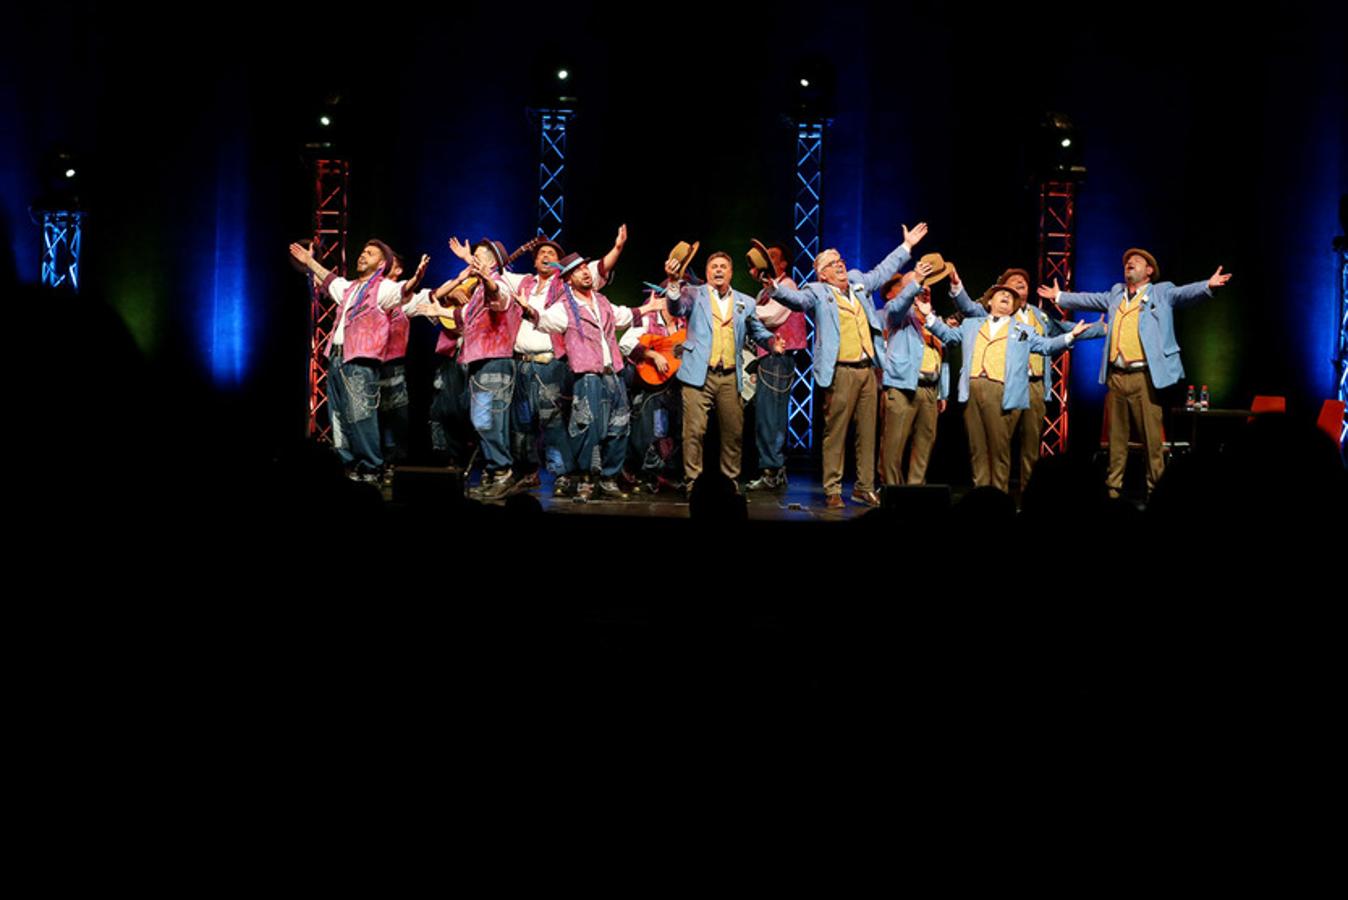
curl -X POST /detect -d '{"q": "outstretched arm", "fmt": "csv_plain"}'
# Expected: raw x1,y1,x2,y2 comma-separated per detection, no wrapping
1040,279,1112,312
289,242,332,283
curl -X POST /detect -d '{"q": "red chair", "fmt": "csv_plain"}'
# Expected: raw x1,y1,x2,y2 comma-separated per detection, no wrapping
1316,399,1346,447
1249,394,1286,423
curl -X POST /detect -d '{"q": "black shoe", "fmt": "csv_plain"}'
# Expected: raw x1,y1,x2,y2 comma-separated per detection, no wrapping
553,474,576,498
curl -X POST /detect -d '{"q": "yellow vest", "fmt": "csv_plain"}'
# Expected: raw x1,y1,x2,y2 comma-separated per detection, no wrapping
1018,309,1046,377
972,320,1009,383
709,289,737,369
832,286,875,362
1109,289,1148,366
920,344,942,377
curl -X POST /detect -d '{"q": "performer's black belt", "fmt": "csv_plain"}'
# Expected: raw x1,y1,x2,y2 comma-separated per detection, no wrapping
709,365,736,375
1028,375,1044,383
836,359,872,369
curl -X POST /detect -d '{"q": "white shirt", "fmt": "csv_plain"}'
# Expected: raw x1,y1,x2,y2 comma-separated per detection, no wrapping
502,262,607,354
536,289,635,369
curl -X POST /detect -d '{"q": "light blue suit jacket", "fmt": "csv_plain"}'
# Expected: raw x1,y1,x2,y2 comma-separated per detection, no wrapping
955,314,1077,411
1055,280,1212,389
771,243,912,388
667,284,774,392
952,288,1105,396
881,280,962,399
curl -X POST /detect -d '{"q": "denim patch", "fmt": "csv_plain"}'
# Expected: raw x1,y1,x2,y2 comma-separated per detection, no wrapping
544,446,566,475
569,395,593,437
470,390,494,431
537,376,563,413
346,366,379,423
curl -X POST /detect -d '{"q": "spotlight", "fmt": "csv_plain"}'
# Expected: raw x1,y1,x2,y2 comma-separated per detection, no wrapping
320,115,332,127
1031,111,1085,180
530,52,579,109
65,169,76,179
791,60,836,120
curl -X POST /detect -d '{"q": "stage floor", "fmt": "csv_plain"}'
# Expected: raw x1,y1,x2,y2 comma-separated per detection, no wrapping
388,466,975,520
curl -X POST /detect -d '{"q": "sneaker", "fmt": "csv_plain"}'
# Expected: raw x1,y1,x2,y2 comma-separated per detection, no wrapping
573,477,595,503
478,469,516,501
745,469,785,492
553,474,576,498
596,478,628,500
507,471,541,496
850,489,881,508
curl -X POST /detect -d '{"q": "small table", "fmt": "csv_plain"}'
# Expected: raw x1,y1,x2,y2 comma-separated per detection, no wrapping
1170,408,1255,453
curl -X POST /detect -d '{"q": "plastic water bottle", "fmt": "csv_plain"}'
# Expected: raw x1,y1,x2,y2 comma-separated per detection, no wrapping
1186,385,1196,411
1199,385,1209,411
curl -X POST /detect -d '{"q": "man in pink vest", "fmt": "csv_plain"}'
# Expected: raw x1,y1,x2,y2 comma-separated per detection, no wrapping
289,238,414,482
498,226,626,498
448,237,524,500
533,253,662,500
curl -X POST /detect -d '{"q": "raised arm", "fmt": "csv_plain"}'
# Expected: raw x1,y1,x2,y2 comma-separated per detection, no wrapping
883,279,923,327
945,264,986,318
289,242,332,283
661,259,698,318
401,254,430,299
597,223,627,283
859,222,927,293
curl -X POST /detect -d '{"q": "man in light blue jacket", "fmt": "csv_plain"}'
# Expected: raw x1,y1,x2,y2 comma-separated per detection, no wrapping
878,265,962,486
663,251,781,491
954,283,1095,492
949,265,1101,491
765,222,929,508
1039,248,1233,498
